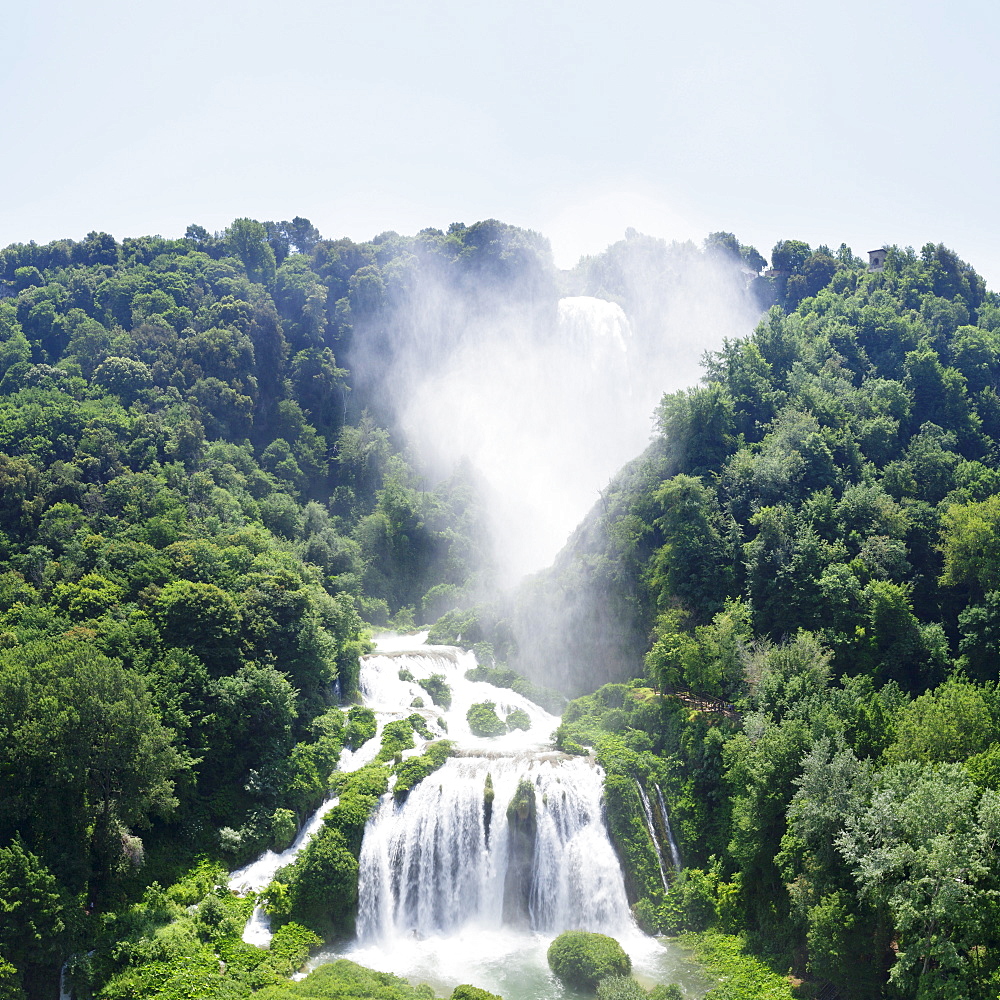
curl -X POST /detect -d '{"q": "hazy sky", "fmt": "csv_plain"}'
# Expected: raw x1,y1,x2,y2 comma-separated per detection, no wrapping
5,0,998,284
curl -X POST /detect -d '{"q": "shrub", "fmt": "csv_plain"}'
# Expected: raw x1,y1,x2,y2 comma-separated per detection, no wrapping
407,713,434,739
376,720,416,762
506,707,531,731
271,808,298,851
597,976,648,1000
661,868,718,933
289,959,438,999
547,931,631,991
648,986,684,1000
265,922,322,977
467,701,506,737
270,826,358,936
422,673,452,709
343,706,376,750
324,762,390,855
632,897,659,934
393,741,455,799
451,986,502,1000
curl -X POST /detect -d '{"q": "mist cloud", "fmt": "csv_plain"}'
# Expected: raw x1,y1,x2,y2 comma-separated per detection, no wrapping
347,230,765,587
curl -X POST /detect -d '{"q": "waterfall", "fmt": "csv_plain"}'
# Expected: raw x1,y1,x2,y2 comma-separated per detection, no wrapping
230,634,703,999
556,296,633,376
350,638,632,941
635,781,670,893
358,754,631,942
655,784,683,872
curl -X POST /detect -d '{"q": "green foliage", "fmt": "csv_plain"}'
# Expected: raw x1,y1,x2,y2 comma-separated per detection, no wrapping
393,740,455,799
271,825,358,937
647,987,684,1000
0,637,183,897
838,762,1000,997
547,930,631,991
82,859,321,1000
466,701,506,738
9,221,1000,999
343,705,377,750
0,840,69,977
376,719,417,762
647,474,735,616
269,762,390,938
421,672,452,709
939,494,1000,594
660,867,719,934
505,707,531,731
677,931,795,1000
450,986,501,1000
259,958,439,999
886,674,999,764
596,976,649,1000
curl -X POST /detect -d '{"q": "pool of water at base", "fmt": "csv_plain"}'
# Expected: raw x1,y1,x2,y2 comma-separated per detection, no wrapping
308,927,715,999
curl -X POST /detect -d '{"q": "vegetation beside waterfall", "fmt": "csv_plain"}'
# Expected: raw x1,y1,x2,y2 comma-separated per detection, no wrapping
0,217,542,999
526,241,1000,1000
546,931,632,991
6,218,1000,1000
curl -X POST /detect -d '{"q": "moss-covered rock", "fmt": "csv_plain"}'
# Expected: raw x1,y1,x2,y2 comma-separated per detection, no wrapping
483,772,495,845
505,707,531,731
467,701,506,737
502,778,537,926
546,931,631,991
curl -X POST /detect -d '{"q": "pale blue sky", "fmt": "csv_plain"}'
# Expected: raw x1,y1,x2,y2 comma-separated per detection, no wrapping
4,0,999,284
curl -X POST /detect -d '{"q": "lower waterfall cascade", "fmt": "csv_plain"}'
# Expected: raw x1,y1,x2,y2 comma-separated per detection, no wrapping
231,632,709,999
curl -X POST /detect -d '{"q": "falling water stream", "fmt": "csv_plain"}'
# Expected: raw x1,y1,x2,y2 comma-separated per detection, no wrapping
636,782,671,894
655,784,684,873
231,633,711,998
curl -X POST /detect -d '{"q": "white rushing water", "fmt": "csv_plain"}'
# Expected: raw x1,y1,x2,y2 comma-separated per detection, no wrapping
358,754,629,941
655,783,684,872
636,781,670,894
233,633,708,997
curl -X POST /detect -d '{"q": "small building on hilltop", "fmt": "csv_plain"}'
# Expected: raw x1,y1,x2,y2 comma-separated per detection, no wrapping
868,248,888,271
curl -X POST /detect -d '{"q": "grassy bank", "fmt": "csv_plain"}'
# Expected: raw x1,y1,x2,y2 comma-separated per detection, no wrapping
674,932,796,1000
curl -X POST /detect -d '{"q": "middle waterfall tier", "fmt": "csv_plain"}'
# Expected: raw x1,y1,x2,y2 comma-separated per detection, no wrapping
357,752,632,942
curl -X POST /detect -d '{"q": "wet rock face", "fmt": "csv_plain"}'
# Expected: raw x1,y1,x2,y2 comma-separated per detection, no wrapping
502,778,537,927
483,772,495,847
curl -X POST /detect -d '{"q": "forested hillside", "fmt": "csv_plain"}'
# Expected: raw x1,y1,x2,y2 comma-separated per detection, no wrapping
5,219,1000,1000
0,218,550,998
505,241,1000,999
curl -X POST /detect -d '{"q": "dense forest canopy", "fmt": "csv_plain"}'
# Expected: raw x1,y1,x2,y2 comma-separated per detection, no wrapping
3,217,1000,1000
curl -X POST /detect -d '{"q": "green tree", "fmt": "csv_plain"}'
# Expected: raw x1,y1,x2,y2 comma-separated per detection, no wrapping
886,675,998,765
838,763,1000,998
0,639,182,898
225,218,277,287
648,474,734,616
939,494,1000,595
153,580,241,674
0,841,69,997
770,239,811,273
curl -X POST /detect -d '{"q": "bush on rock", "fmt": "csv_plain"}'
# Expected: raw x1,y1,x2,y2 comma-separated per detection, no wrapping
547,930,631,991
